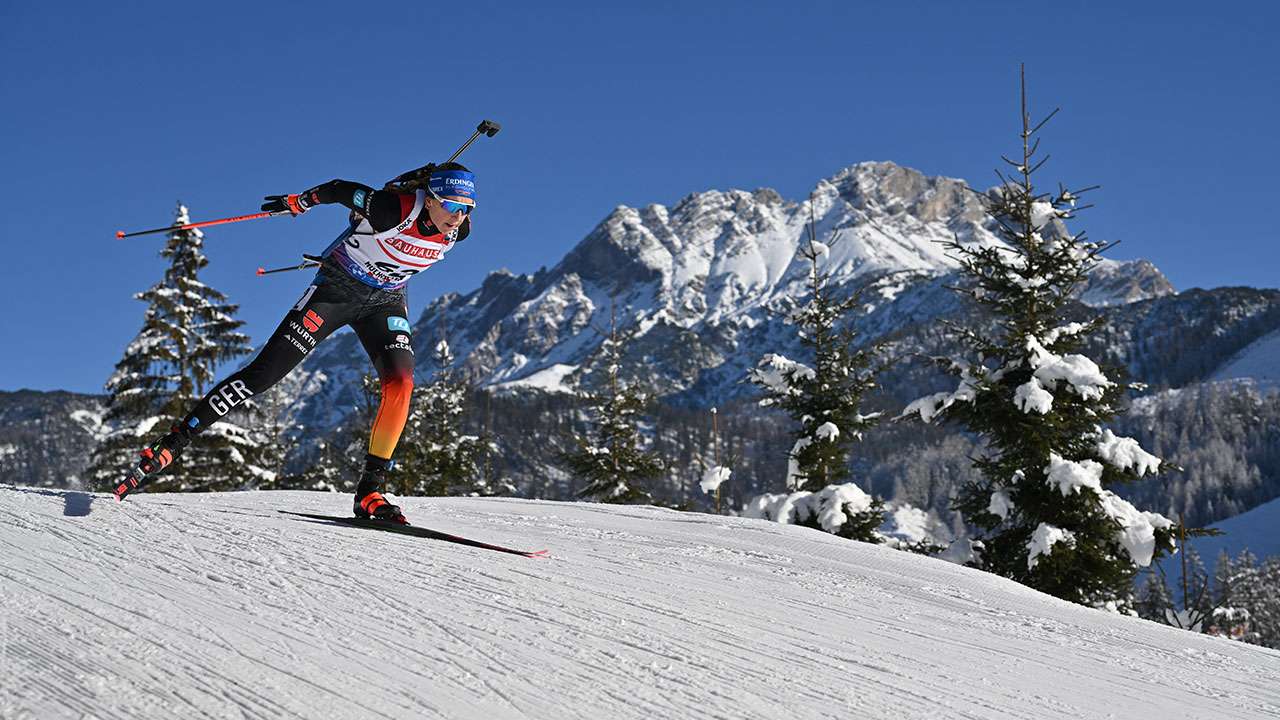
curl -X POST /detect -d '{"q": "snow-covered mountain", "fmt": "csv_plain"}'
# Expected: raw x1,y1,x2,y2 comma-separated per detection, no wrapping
278,161,1182,435
1077,258,1176,307
434,161,1002,396
0,390,104,487
3,485,1277,720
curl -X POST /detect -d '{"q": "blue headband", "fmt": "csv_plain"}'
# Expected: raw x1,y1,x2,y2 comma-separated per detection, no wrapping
428,169,477,205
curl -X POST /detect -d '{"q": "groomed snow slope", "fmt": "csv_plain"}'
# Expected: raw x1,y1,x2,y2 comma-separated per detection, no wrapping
2,486,1278,720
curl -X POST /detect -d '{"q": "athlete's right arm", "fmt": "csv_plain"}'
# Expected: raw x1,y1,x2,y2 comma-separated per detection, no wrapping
261,180,403,230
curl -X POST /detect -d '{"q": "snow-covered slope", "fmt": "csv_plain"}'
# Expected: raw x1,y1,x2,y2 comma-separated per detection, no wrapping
3,486,1277,720
1213,329,1280,387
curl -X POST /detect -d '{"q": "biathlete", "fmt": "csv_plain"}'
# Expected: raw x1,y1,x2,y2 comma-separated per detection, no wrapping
115,163,479,524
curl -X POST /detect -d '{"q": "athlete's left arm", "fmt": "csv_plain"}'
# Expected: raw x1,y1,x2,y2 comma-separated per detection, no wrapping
300,179,405,230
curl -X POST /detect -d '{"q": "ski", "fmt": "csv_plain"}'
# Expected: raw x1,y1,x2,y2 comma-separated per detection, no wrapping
277,510,549,558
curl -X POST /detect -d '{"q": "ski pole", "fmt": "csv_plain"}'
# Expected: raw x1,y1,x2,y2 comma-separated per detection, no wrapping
384,119,502,196
256,254,324,276
116,210,291,240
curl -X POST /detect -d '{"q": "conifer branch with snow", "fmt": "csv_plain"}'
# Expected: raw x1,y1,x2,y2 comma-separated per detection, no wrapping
898,67,1177,611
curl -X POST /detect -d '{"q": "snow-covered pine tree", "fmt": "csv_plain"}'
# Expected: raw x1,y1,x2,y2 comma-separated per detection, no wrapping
243,385,298,489
396,339,506,497
1207,551,1258,641
899,68,1175,611
254,390,292,483
1135,571,1177,626
743,202,885,542
562,311,664,504
87,203,263,491
285,434,355,492
1230,555,1280,649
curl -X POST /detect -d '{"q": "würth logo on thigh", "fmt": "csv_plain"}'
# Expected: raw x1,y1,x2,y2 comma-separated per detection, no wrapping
303,309,325,333
208,379,254,417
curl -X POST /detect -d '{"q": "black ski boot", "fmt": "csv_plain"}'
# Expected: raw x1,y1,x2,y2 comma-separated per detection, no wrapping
114,424,193,501
353,455,406,524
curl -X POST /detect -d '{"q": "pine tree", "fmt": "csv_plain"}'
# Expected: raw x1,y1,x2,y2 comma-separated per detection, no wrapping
744,201,885,541
1239,557,1280,649
247,385,300,489
285,435,356,492
396,339,505,496
1208,551,1258,641
562,311,664,504
1135,571,1176,625
87,203,260,491
900,68,1175,611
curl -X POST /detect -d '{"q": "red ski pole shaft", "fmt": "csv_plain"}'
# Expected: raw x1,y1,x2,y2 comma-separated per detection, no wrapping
116,210,289,239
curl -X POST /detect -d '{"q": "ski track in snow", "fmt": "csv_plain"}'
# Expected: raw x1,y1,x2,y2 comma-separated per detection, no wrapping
1,486,1278,720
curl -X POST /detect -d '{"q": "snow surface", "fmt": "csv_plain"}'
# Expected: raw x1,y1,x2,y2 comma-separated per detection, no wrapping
490,363,579,394
878,504,934,545
1025,336,1112,402
1045,454,1105,497
1211,329,1280,388
1027,524,1075,570
2,486,1278,720
1014,378,1055,414
698,465,731,494
1095,428,1162,477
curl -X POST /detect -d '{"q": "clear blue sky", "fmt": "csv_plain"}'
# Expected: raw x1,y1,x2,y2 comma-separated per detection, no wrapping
2,1,1276,393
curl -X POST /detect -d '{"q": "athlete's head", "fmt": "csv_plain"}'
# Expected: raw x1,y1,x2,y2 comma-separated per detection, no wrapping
426,162,475,234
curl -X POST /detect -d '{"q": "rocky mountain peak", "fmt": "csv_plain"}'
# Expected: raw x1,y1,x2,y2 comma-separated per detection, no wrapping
285,160,1182,431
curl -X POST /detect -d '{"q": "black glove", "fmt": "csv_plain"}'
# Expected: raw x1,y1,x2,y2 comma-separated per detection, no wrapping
261,193,313,215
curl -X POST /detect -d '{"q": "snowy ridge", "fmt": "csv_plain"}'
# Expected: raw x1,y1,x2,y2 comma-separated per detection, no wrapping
436,163,997,391
421,162,1174,401
3,486,1278,720
1078,258,1176,307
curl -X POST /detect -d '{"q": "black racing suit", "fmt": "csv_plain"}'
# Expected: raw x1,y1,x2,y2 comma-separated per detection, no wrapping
178,179,469,465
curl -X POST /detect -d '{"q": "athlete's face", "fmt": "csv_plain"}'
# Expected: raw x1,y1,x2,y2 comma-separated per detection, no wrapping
426,196,471,234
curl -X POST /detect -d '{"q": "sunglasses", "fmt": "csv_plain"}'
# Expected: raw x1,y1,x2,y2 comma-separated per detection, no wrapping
431,192,474,215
